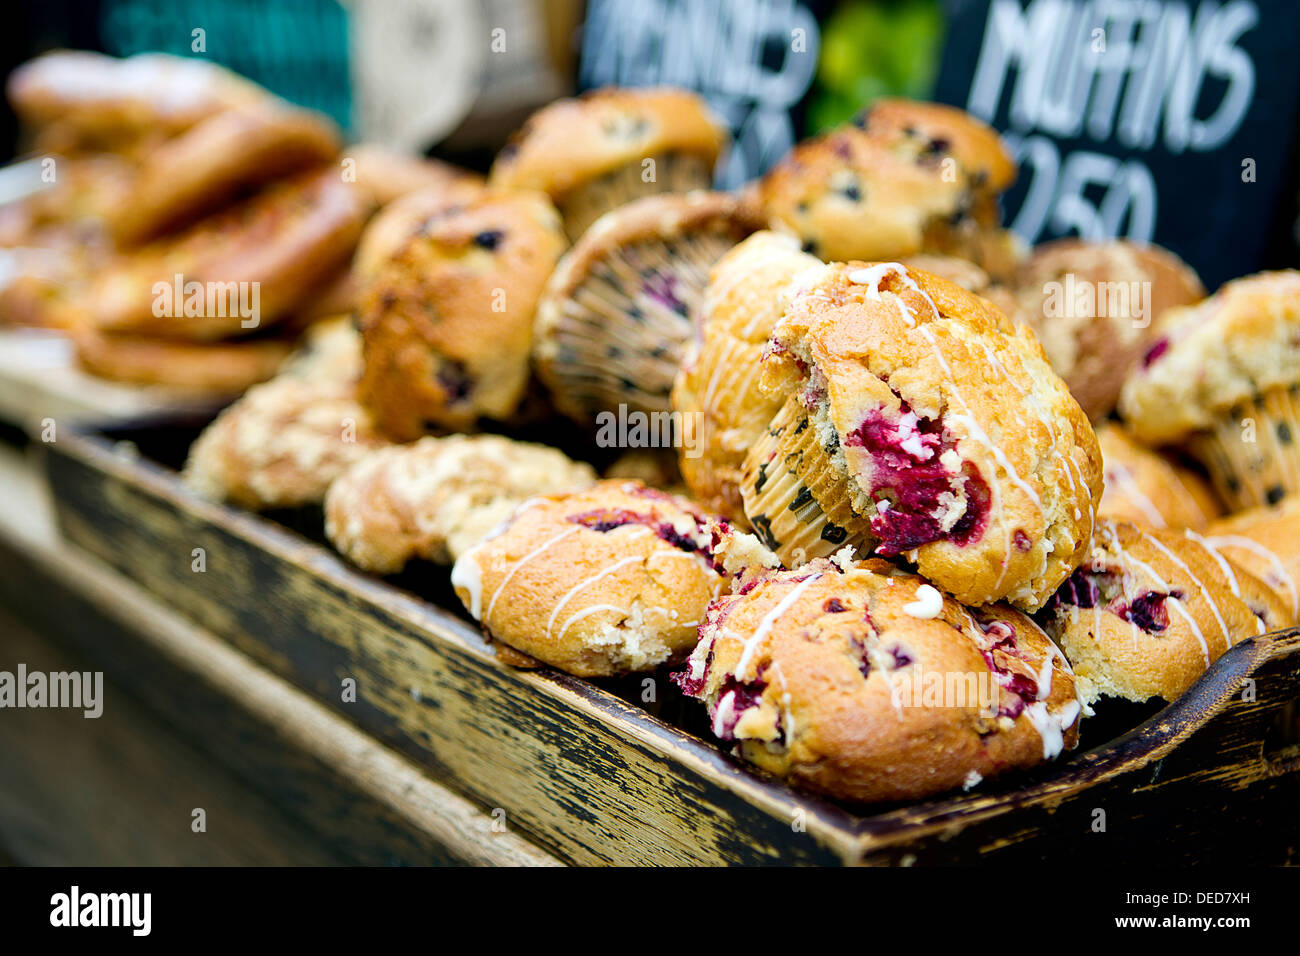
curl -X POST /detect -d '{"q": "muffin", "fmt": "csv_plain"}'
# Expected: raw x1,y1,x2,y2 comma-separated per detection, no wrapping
1003,240,1203,420
352,183,488,280
72,327,293,392
675,556,1082,802
1119,271,1300,511
450,480,730,676
1097,423,1221,531
325,435,597,573
533,191,756,423
740,261,1102,610
183,376,389,510
358,190,566,439
1039,519,1292,704
756,99,1020,277
489,87,728,240
1200,496,1300,618
671,231,821,520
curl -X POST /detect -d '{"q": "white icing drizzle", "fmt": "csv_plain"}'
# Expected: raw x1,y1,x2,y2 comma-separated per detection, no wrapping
556,602,629,641
450,552,483,620
846,262,939,327
1024,699,1081,760
1202,533,1298,616
546,555,644,641
1107,463,1167,528
735,573,823,679
484,526,580,625
1183,530,1242,598
1139,529,1232,649
1120,546,1211,665
902,583,944,618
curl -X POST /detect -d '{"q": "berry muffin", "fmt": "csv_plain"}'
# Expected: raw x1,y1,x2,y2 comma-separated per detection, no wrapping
1119,271,1300,510
741,261,1102,610
671,231,821,521
325,435,597,573
488,87,728,240
450,480,730,676
534,191,757,423
1097,423,1221,531
72,327,293,392
675,557,1082,802
1039,519,1292,704
352,183,487,280
358,190,566,439
183,376,389,511
1200,496,1300,618
756,99,1020,277
1003,240,1203,420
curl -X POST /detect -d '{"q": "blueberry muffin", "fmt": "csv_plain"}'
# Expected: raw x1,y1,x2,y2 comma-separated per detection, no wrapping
1003,240,1203,420
1097,423,1221,531
1119,271,1300,511
451,480,730,676
1039,519,1292,703
325,435,597,573
358,190,566,438
534,191,756,423
675,556,1082,802
489,87,728,240
352,182,487,280
1201,496,1300,618
741,261,1102,610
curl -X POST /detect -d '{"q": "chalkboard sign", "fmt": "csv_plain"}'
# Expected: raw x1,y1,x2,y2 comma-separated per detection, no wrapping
934,0,1300,288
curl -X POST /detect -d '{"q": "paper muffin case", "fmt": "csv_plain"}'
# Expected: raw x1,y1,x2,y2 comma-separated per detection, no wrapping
741,394,875,564
1192,384,1300,510
543,228,740,418
559,151,713,241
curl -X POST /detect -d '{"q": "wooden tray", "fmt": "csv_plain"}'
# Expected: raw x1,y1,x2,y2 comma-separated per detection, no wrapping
40,424,1300,865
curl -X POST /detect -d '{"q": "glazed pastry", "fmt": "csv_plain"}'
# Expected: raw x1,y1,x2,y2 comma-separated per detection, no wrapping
756,99,1020,277
741,261,1102,610
1119,271,1300,511
358,190,566,438
183,376,389,510
342,144,484,207
671,231,820,520
1097,423,1221,531
450,480,730,676
109,100,342,245
72,327,292,391
325,435,597,573
1039,519,1292,704
84,168,371,340
533,191,756,422
675,556,1082,802
489,87,728,240
1004,240,1203,420
1200,497,1300,618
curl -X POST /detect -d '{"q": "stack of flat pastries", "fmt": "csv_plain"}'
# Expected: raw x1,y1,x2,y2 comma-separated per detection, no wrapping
11,52,1295,805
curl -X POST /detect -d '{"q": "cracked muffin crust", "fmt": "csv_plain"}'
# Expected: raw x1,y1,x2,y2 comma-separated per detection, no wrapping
674,556,1082,803
740,261,1102,610
1097,423,1221,531
451,480,730,676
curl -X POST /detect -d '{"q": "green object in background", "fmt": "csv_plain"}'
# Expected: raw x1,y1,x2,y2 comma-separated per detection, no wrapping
98,0,353,134
809,0,944,134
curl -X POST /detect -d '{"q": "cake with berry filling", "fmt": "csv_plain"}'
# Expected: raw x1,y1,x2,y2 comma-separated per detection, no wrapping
670,231,822,520
1200,496,1300,618
450,480,730,676
1038,519,1292,704
325,435,596,573
756,99,1021,279
488,87,728,241
1119,271,1300,511
740,261,1102,610
1096,423,1221,531
674,556,1082,803
533,191,757,423
1003,240,1203,421
357,190,566,438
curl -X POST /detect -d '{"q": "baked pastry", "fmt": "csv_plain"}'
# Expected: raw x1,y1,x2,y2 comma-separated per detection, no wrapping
740,261,1102,610
756,99,1020,277
1097,423,1221,531
325,435,597,573
1039,519,1292,703
671,231,821,520
603,449,685,495
533,191,756,423
358,189,566,438
489,87,728,240
450,480,729,676
352,184,485,280
1119,271,1300,511
84,168,371,340
1200,496,1300,617
1003,240,1203,420
109,100,342,245
276,314,363,384
675,556,1082,802
72,327,292,391
343,144,485,207
183,376,389,510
